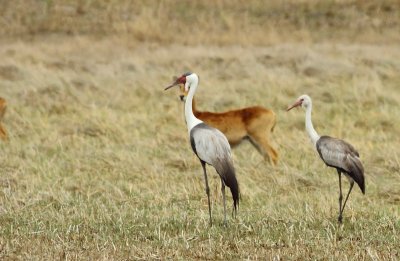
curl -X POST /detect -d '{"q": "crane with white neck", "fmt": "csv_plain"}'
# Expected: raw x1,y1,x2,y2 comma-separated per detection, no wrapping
165,72,239,226
287,94,365,223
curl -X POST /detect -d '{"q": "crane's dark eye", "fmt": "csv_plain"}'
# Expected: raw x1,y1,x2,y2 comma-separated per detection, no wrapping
300,98,304,102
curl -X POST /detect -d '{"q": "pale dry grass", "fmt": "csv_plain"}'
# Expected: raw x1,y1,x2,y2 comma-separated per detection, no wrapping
0,36,399,260
0,0,400,260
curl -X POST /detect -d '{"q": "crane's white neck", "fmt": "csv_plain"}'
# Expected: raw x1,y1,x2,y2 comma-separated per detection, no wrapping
184,75,203,133
304,103,320,146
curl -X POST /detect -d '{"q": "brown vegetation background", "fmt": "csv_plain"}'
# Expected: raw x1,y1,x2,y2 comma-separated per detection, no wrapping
1,0,400,44
0,0,399,260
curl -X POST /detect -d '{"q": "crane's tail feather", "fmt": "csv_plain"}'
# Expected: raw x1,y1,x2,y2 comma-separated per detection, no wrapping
349,156,365,194
214,160,240,213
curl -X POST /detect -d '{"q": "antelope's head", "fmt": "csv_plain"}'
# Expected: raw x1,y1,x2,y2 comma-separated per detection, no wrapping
178,83,189,102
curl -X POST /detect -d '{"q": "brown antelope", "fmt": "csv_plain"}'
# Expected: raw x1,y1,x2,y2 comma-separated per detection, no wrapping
0,97,7,141
178,85,278,165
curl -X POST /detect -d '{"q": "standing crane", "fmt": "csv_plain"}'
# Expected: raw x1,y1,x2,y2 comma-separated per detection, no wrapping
165,72,239,226
287,94,365,223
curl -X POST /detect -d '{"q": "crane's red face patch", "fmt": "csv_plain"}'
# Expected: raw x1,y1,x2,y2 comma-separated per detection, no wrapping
176,75,186,84
165,75,186,90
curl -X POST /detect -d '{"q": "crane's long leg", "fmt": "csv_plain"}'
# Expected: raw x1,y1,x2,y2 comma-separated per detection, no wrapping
340,180,354,222
337,170,343,223
220,178,227,227
201,161,212,227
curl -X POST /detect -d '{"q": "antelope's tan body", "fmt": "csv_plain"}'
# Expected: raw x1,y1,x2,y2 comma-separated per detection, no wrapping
180,86,278,165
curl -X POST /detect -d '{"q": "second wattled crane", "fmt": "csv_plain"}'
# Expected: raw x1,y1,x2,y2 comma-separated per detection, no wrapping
287,94,365,223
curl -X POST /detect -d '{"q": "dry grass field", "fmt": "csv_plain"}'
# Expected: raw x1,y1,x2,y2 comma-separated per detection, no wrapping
0,0,400,260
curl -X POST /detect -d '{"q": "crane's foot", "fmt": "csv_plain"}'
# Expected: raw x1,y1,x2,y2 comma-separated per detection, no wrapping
338,215,343,224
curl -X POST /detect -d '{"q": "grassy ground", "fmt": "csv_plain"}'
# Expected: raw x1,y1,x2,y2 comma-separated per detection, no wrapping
0,1,400,260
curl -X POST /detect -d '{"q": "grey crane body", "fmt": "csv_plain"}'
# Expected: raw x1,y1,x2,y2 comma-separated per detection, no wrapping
316,135,365,194
190,123,232,169
190,123,239,213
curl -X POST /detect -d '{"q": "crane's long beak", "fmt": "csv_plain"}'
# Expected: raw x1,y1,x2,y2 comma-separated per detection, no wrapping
287,100,302,111
164,81,179,91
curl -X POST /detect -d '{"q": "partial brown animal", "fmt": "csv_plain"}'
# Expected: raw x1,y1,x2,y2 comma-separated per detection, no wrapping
179,85,278,165
0,97,7,141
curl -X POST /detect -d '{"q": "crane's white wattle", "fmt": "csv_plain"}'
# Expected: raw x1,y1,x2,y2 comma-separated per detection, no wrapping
304,99,320,147
184,73,203,133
